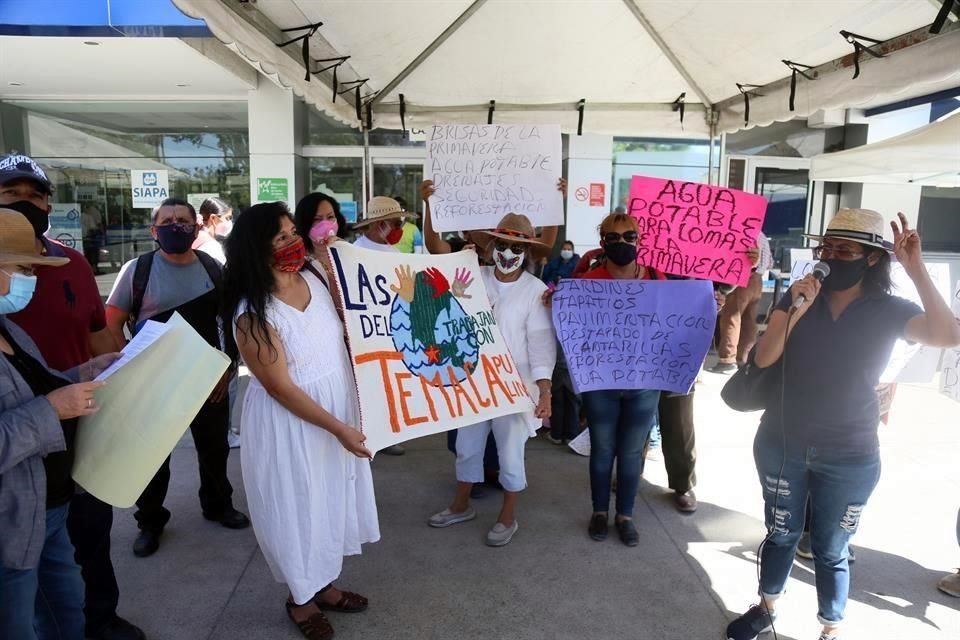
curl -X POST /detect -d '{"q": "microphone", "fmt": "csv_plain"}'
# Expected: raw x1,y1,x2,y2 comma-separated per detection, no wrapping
791,261,830,311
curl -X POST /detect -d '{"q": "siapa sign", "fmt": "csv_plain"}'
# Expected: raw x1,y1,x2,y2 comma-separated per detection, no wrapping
131,170,169,209
47,203,83,251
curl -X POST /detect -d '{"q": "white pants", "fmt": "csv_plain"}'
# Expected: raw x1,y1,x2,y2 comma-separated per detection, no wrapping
455,413,529,492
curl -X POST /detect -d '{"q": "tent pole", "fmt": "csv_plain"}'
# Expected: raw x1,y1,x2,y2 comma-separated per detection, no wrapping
707,117,717,185
362,128,371,212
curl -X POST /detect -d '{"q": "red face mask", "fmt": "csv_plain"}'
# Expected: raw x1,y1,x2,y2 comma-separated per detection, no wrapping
384,222,403,245
273,236,306,272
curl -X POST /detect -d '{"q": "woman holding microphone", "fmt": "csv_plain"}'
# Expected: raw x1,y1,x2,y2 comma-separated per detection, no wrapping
726,209,960,640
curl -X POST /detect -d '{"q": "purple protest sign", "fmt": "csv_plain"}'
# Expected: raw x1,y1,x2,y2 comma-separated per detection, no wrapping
552,279,717,394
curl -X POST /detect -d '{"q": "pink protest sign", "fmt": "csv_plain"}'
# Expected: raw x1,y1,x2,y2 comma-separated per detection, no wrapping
627,176,768,286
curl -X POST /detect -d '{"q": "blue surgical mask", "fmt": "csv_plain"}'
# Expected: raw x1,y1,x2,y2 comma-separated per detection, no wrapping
0,270,38,314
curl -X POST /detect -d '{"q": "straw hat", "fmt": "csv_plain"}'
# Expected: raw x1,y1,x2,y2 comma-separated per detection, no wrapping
474,213,548,247
804,208,893,250
0,209,69,267
353,196,419,228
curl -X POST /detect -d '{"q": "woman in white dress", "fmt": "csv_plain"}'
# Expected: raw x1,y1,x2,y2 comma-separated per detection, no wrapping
220,202,379,640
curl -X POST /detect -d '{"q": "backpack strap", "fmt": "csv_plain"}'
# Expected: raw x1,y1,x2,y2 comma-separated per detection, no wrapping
128,251,157,332
194,250,223,291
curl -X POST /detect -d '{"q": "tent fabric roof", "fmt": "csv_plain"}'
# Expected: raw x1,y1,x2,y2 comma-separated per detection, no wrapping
172,0,960,137
810,111,960,187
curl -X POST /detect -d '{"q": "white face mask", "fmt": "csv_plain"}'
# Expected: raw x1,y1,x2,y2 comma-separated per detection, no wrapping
214,219,233,239
493,247,524,275
560,249,574,261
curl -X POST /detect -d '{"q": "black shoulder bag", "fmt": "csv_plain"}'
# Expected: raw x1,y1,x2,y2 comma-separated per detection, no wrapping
720,347,782,412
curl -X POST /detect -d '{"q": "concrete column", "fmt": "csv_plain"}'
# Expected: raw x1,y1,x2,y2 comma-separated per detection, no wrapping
247,81,306,206
0,102,29,155
564,134,613,256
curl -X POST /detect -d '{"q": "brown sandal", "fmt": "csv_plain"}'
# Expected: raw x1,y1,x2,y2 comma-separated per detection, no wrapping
286,601,335,640
315,589,368,613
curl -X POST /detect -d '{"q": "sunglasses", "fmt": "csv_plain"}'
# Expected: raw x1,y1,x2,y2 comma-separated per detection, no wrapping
494,240,527,254
603,230,638,244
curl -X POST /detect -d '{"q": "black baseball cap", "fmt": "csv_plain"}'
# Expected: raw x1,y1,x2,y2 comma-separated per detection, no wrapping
0,153,54,194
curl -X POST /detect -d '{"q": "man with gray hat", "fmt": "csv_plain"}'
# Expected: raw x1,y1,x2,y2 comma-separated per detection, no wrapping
0,153,146,640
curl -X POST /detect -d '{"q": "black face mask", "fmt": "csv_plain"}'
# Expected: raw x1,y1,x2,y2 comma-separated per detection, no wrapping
604,241,638,267
823,257,870,292
4,200,48,237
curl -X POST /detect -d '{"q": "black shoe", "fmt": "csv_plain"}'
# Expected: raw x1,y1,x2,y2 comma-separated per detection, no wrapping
726,604,776,640
133,530,160,558
88,616,146,640
588,514,608,541
203,507,250,530
615,518,639,547
707,362,738,375
381,444,406,456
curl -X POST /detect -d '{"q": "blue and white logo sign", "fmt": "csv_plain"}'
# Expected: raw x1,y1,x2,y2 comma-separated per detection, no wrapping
131,169,169,208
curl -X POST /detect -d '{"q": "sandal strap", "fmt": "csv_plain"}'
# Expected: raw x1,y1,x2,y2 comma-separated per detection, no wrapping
336,591,368,608
286,603,334,640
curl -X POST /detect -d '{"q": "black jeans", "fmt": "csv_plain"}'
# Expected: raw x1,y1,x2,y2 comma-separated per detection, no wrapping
67,492,117,635
134,399,234,532
549,366,581,442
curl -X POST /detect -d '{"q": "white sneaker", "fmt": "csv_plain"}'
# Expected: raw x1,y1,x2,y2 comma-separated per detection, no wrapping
485,521,519,547
938,570,960,597
428,507,476,528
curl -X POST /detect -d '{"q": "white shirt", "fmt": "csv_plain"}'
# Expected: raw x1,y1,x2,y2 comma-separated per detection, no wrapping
194,231,226,264
353,234,398,253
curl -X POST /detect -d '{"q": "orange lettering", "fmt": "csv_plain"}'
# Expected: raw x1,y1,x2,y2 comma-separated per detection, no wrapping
447,366,478,417
395,372,428,427
426,373,456,418
355,351,403,433
417,374,439,421
462,361,491,408
481,353,515,406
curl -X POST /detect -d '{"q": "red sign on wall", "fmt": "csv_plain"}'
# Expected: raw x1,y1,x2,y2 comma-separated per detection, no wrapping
589,183,605,207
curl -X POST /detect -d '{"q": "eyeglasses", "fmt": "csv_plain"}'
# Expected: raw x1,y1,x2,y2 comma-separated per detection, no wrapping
603,230,638,245
494,240,527,254
812,245,864,260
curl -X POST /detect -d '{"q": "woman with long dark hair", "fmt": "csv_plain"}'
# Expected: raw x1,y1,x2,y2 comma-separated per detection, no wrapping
294,193,348,250
726,209,960,640
221,202,378,640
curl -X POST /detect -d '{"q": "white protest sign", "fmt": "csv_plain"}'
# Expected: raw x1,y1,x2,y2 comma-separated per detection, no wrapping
131,170,169,209
328,242,534,453
789,259,816,285
881,262,951,383
47,203,83,252
940,280,960,403
425,124,563,232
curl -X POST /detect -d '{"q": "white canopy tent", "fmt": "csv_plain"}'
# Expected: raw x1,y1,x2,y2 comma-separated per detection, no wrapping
172,0,960,138
810,111,960,187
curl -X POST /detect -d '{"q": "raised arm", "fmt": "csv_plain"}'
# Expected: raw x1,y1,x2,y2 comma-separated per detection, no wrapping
420,179,451,255
894,213,960,347
528,178,567,262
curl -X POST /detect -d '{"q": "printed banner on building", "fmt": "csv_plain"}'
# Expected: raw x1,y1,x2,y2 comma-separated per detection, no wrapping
627,176,768,287
424,124,563,232
131,170,169,209
328,242,534,453
552,278,717,394
47,203,83,252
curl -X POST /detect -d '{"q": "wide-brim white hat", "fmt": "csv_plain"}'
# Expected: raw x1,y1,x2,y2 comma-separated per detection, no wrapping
804,208,893,250
353,196,420,228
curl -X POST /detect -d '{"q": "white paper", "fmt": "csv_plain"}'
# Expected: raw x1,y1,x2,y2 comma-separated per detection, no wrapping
73,312,231,507
95,320,173,381
424,124,564,232
568,428,591,457
788,259,816,285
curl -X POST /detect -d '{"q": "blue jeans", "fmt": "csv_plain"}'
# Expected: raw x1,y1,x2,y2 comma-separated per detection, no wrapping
582,389,660,517
0,504,85,640
754,432,881,626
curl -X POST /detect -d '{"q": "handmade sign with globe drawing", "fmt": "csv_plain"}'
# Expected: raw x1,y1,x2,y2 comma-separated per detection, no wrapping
328,242,534,453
